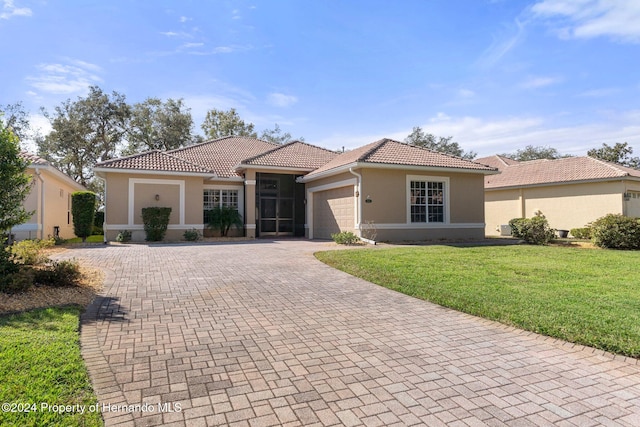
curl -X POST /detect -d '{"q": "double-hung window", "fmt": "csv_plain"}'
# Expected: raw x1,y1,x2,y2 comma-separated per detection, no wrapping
203,189,239,222
409,178,446,223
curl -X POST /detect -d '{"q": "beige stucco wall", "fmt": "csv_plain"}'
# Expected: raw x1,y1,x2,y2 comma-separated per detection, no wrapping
13,167,83,241
305,167,486,241
485,180,629,236
102,172,207,242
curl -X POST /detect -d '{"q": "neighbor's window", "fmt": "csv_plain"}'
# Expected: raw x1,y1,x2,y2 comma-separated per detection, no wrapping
410,180,444,223
203,189,239,222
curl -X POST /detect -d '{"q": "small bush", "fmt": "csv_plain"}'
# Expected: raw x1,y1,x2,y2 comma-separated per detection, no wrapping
570,227,592,239
9,238,55,265
508,215,555,245
0,268,35,293
331,231,360,245
116,230,132,242
591,214,640,250
183,229,201,241
34,260,81,287
141,207,172,241
206,206,243,237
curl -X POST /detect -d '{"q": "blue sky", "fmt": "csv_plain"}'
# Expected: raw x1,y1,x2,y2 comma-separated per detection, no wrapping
1,0,639,157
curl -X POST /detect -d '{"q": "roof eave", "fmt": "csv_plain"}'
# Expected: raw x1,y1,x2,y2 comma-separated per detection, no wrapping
485,175,640,191
93,167,215,178
234,164,316,173
301,161,498,183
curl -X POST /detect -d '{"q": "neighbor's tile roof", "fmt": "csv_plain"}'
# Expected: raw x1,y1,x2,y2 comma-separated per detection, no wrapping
239,140,338,170
475,155,520,170
306,139,497,178
19,151,50,166
168,136,279,177
485,156,640,189
95,150,211,174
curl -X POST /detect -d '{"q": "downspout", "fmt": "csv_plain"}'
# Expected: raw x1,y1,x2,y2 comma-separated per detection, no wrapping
96,175,107,243
35,168,45,240
348,168,362,236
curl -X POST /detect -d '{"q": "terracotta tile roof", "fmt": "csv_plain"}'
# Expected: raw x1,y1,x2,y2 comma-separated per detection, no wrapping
19,151,50,166
239,141,338,170
475,155,519,170
168,136,279,177
485,156,640,189
95,150,211,174
306,139,497,178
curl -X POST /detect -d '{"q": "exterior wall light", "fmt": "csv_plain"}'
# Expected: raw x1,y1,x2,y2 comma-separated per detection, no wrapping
365,195,372,204
155,194,160,201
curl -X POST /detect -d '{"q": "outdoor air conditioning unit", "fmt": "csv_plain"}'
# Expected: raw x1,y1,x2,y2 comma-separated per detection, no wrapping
499,224,512,236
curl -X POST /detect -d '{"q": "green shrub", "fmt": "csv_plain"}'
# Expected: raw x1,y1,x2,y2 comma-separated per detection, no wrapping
206,206,243,237
72,191,97,242
183,228,201,241
34,260,81,287
141,207,172,241
116,230,131,242
331,231,360,245
0,268,35,293
570,227,592,239
591,214,640,250
9,238,55,265
508,215,555,245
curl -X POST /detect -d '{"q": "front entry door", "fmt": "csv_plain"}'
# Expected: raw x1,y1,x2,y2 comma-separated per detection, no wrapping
258,175,295,236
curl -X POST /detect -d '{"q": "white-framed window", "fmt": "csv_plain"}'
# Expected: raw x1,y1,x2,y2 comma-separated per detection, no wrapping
407,176,449,224
204,189,238,210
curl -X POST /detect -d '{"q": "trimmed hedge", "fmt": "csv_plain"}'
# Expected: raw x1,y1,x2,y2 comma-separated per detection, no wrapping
72,191,97,242
570,227,592,239
591,214,640,250
141,207,172,241
509,215,555,245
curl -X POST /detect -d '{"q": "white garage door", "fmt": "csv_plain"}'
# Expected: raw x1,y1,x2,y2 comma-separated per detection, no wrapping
313,186,355,239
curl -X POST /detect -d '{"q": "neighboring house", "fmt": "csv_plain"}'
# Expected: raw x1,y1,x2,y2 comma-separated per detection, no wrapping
11,152,86,241
94,137,497,242
476,155,640,236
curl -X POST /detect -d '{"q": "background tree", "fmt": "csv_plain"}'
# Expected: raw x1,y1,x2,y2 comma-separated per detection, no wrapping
124,97,194,154
38,86,130,188
588,142,640,168
260,124,303,144
201,108,257,140
405,126,476,160
0,102,31,142
501,145,564,161
71,191,97,242
0,119,32,232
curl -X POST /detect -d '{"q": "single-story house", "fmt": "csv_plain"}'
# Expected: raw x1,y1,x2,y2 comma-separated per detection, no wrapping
476,155,640,236
11,152,86,241
94,137,498,242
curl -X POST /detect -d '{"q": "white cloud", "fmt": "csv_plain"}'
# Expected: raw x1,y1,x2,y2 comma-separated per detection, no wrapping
267,93,298,107
0,0,32,19
477,18,526,68
179,16,191,23
520,75,563,89
531,0,640,43
26,60,103,95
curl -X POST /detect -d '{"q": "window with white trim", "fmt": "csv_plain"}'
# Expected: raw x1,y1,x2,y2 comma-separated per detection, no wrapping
203,189,239,222
410,180,445,223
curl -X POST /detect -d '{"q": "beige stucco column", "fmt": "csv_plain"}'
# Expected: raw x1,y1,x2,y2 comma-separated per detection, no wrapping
244,170,257,238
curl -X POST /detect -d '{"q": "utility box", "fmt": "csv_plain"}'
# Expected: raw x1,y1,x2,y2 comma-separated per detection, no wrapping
499,224,512,236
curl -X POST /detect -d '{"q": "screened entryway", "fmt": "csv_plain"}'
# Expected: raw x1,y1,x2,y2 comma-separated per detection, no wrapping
256,173,305,237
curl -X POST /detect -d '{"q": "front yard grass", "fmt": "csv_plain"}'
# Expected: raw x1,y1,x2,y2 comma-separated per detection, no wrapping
0,306,103,426
315,245,640,358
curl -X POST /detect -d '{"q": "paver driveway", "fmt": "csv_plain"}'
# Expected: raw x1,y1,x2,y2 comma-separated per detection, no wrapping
63,240,640,426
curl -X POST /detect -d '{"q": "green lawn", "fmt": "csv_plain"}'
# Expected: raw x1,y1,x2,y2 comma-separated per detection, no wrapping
64,235,104,244
0,306,103,427
316,245,640,358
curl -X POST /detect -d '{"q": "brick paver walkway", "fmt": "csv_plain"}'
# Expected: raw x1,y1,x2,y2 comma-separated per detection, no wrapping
62,241,640,426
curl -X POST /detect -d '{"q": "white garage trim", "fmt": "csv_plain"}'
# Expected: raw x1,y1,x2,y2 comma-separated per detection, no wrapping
306,179,357,240
128,178,185,225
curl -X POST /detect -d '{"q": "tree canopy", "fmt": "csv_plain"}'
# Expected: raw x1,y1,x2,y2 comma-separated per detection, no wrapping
405,127,476,160
588,142,640,168
260,123,303,144
201,108,257,140
124,97,194,155
38,86,130,188
501,145,565,161
0,118,32,232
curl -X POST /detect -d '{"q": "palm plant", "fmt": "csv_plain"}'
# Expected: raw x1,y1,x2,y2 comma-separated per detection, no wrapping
206,206,243,237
